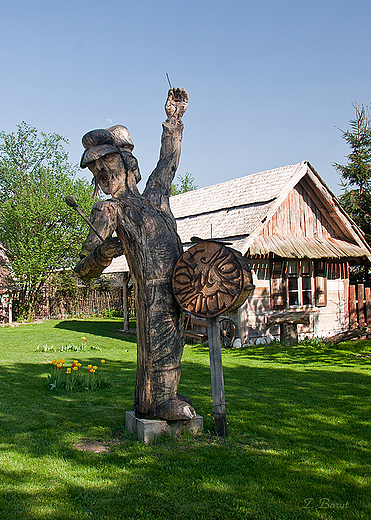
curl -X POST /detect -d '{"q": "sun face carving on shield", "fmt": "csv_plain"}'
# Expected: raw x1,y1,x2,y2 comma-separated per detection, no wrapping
172,241,254,318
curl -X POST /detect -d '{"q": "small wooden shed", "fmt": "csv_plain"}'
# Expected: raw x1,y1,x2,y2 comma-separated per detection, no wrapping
170,161,371,344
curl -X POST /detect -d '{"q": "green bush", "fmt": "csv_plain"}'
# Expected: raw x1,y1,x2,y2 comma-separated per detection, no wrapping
102,308,122,318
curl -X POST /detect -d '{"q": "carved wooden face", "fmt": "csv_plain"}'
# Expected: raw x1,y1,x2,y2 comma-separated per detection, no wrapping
87,153,127,196
172,241,254,318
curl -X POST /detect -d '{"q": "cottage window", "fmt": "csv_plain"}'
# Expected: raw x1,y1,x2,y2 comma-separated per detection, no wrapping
287,260,299,305
287,260,312,307
271,259,324,309
301,260,312,305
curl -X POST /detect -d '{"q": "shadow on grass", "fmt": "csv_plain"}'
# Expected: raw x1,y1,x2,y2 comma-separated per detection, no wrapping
220,341,371,367
54,318,137,345
1,345,371,519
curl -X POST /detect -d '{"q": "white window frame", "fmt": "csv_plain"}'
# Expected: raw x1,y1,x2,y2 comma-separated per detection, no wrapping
287,260,313,308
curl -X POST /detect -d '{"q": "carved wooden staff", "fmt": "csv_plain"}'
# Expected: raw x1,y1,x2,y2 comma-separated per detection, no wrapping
65,195,104,242
172,240,254,437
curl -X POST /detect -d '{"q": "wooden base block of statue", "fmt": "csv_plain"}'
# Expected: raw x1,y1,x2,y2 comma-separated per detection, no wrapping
125,411,203,444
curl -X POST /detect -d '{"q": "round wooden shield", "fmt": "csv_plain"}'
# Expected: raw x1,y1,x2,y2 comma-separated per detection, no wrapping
172,241,254,318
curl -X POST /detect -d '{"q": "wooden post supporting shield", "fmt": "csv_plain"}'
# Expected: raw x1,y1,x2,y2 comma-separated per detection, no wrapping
207,316,227,437
172,239,255,437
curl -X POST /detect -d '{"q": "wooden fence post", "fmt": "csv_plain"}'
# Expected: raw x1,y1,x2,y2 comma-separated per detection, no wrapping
207,317,227,437
8,297,12,324
365,287,371,327
349,284,357,329
357,284,365,328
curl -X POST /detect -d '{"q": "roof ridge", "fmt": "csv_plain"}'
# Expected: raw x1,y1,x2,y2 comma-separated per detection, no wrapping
175,197,277,221
171,161,305,200
171,161,306,220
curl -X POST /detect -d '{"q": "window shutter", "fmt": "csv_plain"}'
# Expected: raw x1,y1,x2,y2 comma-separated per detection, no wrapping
271,260,286,309
315,260,327,307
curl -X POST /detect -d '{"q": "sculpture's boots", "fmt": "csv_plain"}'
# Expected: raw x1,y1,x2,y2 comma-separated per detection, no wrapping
149,364,196,421
134,363,196,420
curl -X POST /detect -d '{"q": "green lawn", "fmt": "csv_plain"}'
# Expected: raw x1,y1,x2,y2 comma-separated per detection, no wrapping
0,318,370,520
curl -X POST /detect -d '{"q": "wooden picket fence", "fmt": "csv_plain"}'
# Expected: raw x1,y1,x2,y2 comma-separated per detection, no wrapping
349,283,371,329
33,287,128,320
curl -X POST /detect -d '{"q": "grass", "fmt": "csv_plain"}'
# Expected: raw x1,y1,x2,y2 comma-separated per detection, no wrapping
0,318,370,520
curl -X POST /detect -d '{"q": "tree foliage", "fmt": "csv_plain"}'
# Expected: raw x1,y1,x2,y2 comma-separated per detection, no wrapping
0,122,94,319
333,103,371,245
171,172,198,196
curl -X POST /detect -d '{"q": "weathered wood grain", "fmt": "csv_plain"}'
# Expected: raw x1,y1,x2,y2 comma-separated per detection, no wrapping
74,89,197,422
172,240,254,318
207,317,227,437
357,284,366,328
349,284,358,329
366,287,371,326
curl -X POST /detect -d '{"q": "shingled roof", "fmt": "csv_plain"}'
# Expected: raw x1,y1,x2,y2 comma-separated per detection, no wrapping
171,162,303,250
170,161,371,262
103,161,371,274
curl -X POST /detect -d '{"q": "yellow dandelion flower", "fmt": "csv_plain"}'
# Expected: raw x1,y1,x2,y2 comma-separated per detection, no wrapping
93,366,98,370
60,359,65,365
66,368,71,374
77,362,82,367
101,359,105,364
51,360,57,365
73,360,79,364
73,366,78,371
90,369,95,373
56,363,62,369
88,364,92,369
81,337,86,340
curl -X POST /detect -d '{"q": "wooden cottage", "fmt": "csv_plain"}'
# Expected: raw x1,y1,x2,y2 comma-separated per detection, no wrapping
170,161,371,344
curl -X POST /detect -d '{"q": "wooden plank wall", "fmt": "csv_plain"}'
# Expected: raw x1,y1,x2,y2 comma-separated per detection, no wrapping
262,179,348,240
349,283,371,329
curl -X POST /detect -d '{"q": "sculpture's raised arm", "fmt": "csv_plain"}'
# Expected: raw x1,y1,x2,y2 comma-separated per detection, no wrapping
143,88,188,210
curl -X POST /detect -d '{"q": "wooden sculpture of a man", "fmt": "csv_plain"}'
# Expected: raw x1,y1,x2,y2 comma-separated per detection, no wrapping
74,88,196,421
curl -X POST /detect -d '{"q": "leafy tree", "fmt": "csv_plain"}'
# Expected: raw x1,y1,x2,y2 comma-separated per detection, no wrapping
171,171,198,196
0,122,94,319
333,102,371,245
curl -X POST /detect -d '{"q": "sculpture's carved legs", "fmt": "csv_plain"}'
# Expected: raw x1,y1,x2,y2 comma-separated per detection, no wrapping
134,364,196,420
134,278,196,421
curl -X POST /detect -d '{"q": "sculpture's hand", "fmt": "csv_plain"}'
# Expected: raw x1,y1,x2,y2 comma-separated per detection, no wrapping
165,88,188,122
98,236,124,261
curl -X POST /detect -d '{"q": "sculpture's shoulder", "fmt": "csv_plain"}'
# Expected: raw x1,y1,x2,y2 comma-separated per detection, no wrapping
92,199,119,211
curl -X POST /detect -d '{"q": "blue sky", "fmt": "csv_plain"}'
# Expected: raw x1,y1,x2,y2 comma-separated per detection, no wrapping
1,0,370,195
